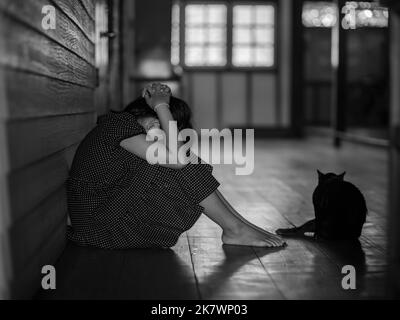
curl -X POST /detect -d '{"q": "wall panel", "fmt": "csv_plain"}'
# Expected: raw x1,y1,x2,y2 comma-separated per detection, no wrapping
221,74,247,128
191,73,218,130
0,12,95,88
0,0,98,299
2,69,94,119
52,0,95,43
8,113,95,170
8,145,77,225
251,74,277,126
0,0,95,65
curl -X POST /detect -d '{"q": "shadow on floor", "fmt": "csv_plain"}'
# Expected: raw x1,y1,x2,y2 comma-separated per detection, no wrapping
35,241,286,300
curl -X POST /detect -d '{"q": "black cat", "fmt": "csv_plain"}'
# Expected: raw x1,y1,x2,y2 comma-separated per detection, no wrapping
277,171,367,240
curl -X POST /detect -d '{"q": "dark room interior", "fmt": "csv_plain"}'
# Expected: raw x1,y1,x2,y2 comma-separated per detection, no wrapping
0,0,400,302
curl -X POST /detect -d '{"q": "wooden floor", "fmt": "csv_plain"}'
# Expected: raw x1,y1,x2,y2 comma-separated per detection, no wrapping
36,138,389,300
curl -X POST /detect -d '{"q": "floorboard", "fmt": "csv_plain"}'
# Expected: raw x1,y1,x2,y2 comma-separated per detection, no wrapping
36,138,389,299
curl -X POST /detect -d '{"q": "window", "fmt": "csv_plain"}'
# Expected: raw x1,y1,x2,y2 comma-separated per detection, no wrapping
184,4,227,66
232,5,275,67
302,1,389,29
172,2,276,68
302,2,337,28
171,3,180,66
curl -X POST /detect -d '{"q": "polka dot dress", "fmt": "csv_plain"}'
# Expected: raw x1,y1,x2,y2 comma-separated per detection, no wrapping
66,112,220,249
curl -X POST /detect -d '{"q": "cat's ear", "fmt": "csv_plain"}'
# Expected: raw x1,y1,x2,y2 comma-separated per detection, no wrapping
339,172,346,180
317,170,324,179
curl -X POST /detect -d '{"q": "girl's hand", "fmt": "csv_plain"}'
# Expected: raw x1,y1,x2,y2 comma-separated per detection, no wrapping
139,117,161,133
142,83,171,110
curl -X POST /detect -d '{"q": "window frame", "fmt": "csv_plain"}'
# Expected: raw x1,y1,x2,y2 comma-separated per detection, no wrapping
177,0,278,71
182,1,229,68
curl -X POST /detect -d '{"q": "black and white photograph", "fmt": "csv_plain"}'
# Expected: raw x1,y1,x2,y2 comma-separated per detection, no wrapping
0,0,399,309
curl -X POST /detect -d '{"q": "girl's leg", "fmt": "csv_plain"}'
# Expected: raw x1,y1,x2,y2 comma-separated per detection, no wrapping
215,190,278,235
199,190,285,247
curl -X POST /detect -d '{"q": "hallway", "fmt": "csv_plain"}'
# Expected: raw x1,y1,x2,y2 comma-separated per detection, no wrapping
1,0,399,301
36,139,388,300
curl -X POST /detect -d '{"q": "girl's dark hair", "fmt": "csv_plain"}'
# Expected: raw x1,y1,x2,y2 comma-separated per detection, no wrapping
124,96,193,131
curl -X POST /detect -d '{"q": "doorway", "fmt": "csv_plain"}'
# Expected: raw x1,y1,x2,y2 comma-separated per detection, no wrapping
302,1,390,144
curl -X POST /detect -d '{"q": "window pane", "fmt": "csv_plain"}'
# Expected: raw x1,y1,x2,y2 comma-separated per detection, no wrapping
255,27,274,45
208,5,227,25
302,2,337,28
255,47,274,66
207,46,226,65
208,27,226,44
233,5,253,25
233,27,252,44
171,3,180,66
172,26,179,44
232,4,275,67
172,3,180,25
232,46,253,66
185,46,204,66
171,45,180,65
184,4,227,66
186,27,206,44
186,46,227,66
255,5,275,25
186,5,205,25
302,2,388,28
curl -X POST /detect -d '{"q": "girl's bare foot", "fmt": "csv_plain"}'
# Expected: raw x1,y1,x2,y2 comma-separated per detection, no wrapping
222,223,286,248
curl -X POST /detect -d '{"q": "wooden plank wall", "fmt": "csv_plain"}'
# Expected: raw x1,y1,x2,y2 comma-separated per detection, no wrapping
388,9,400,297
108,0,123,111
0,0,97,298
122,0,137,106
94,0,109,115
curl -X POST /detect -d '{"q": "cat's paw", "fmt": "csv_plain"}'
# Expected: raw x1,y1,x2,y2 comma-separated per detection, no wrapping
276,227,300,236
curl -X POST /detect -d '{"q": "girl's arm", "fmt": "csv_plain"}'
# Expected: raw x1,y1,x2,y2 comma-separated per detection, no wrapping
120,134,187,170
144,83,184,151
154,104,185,151
120,83,188,169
